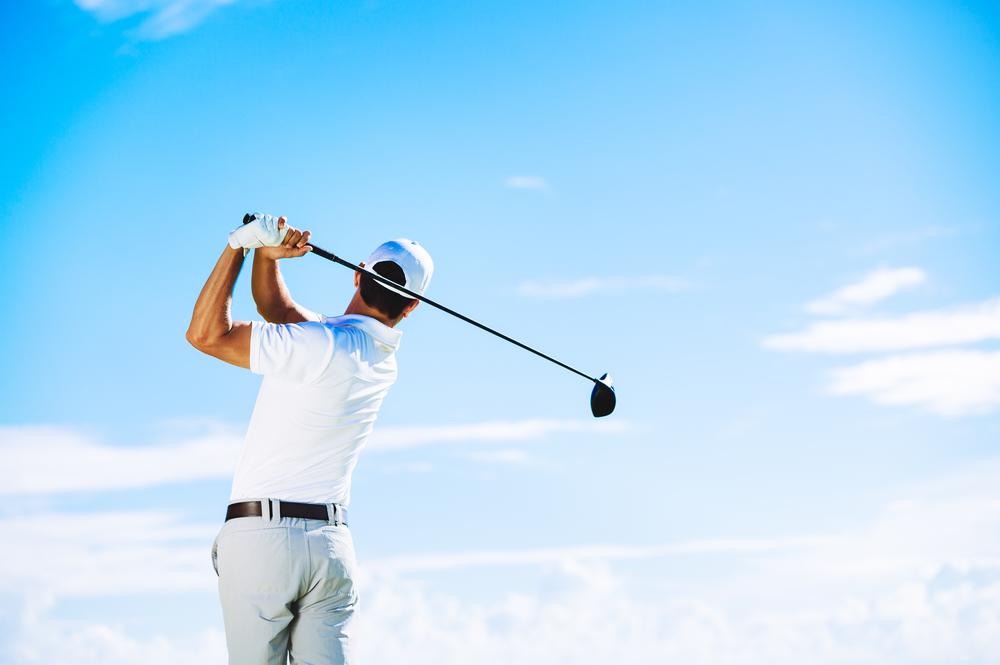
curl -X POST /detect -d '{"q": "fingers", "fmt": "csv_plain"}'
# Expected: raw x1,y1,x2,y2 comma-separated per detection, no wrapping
254,214,311,256
280,227,311,248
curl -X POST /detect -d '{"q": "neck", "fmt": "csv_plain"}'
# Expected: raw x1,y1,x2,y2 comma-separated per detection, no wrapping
344,291,399,327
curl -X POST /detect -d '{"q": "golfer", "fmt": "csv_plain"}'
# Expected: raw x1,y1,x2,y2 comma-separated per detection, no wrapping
186,213,433,664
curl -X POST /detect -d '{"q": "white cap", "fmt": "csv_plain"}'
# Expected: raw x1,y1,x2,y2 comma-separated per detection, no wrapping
362,238,434,298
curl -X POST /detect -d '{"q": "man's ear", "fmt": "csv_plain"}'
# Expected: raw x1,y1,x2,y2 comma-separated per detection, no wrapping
354,271,361,288
401,299,420,319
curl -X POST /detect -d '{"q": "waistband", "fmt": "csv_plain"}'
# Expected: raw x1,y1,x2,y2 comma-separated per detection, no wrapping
226,499,348,526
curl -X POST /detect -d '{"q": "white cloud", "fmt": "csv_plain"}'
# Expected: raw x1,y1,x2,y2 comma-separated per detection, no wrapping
3,425,242,495
518,275,689,299
14,561,1000,665
367,419,630,452
13,620,226,665
764,266,1000,415
504,175,548,190
857,226,958,255
465,448,533,464
361,459,1000,664
763,297,1000,354
806,267,926,315
1,419,629,494
73,0,236,40
75,0,157,20
0,510,217,599
353,565,1000,665
374,460,436,474
828,350,1000,416
363,536,830,577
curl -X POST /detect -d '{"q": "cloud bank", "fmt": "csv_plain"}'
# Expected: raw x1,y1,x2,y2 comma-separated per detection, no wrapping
6,458,1000,665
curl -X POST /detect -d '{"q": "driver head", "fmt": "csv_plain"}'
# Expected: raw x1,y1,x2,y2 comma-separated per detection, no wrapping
590,373,616,417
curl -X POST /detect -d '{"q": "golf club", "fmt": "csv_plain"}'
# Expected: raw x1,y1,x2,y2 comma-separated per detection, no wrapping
244,214,617,417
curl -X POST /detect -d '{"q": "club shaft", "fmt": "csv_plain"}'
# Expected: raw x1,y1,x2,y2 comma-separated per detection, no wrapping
308,244,598,385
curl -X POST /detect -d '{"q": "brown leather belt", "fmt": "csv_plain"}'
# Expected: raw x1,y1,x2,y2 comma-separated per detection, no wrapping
225,500,348,525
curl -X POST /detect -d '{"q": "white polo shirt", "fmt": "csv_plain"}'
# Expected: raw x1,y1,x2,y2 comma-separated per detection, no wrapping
229,314,401,506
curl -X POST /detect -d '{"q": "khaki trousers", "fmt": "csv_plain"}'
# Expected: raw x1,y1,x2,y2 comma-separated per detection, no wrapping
212,499,359,664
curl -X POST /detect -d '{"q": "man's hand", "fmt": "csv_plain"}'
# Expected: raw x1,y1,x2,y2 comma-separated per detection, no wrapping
228,213,291,253
256,219,313,260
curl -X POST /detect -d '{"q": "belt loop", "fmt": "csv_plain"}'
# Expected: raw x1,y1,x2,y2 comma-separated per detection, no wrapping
260,498,270,523
326,503,337,525
271,498,282,523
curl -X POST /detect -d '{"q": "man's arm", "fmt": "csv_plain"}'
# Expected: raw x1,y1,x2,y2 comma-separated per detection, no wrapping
186,246,253,368
252,221,319,324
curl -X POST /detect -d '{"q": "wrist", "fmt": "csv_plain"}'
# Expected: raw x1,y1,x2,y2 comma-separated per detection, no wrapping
255,246,286,261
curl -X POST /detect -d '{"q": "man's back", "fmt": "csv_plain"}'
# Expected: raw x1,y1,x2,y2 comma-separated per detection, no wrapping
231,314,402,506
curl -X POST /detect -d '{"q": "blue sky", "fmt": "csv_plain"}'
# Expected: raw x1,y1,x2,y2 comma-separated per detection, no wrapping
2,1,999,663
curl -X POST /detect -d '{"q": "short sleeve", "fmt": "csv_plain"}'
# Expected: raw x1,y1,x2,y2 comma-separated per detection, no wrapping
249,321,336,382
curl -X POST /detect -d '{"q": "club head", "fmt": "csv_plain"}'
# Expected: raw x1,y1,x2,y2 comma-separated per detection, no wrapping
590,373,616,418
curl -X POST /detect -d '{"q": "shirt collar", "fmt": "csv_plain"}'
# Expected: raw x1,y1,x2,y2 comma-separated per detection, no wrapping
324,314,402,351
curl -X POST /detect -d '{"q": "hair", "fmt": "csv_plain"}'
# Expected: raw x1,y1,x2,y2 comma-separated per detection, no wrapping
359,261,416,320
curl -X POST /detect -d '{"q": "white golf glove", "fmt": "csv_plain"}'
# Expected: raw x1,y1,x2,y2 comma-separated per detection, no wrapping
228,213,289,254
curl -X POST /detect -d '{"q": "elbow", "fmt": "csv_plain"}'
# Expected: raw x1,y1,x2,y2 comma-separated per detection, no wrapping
186,327,212,351
185,328,202,349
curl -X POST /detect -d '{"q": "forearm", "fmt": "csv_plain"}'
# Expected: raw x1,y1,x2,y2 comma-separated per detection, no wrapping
187,245,246,345
252,252,298,322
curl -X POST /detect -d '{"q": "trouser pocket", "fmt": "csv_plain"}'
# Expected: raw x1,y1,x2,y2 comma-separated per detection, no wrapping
211,523,227,576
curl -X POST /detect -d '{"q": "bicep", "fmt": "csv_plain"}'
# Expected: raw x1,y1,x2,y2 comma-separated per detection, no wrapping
196,322,253,368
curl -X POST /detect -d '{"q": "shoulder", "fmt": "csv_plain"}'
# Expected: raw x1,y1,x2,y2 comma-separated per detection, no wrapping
250,320,336,364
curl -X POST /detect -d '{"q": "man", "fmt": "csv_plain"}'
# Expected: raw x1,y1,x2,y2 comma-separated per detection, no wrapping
186,213,433,664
